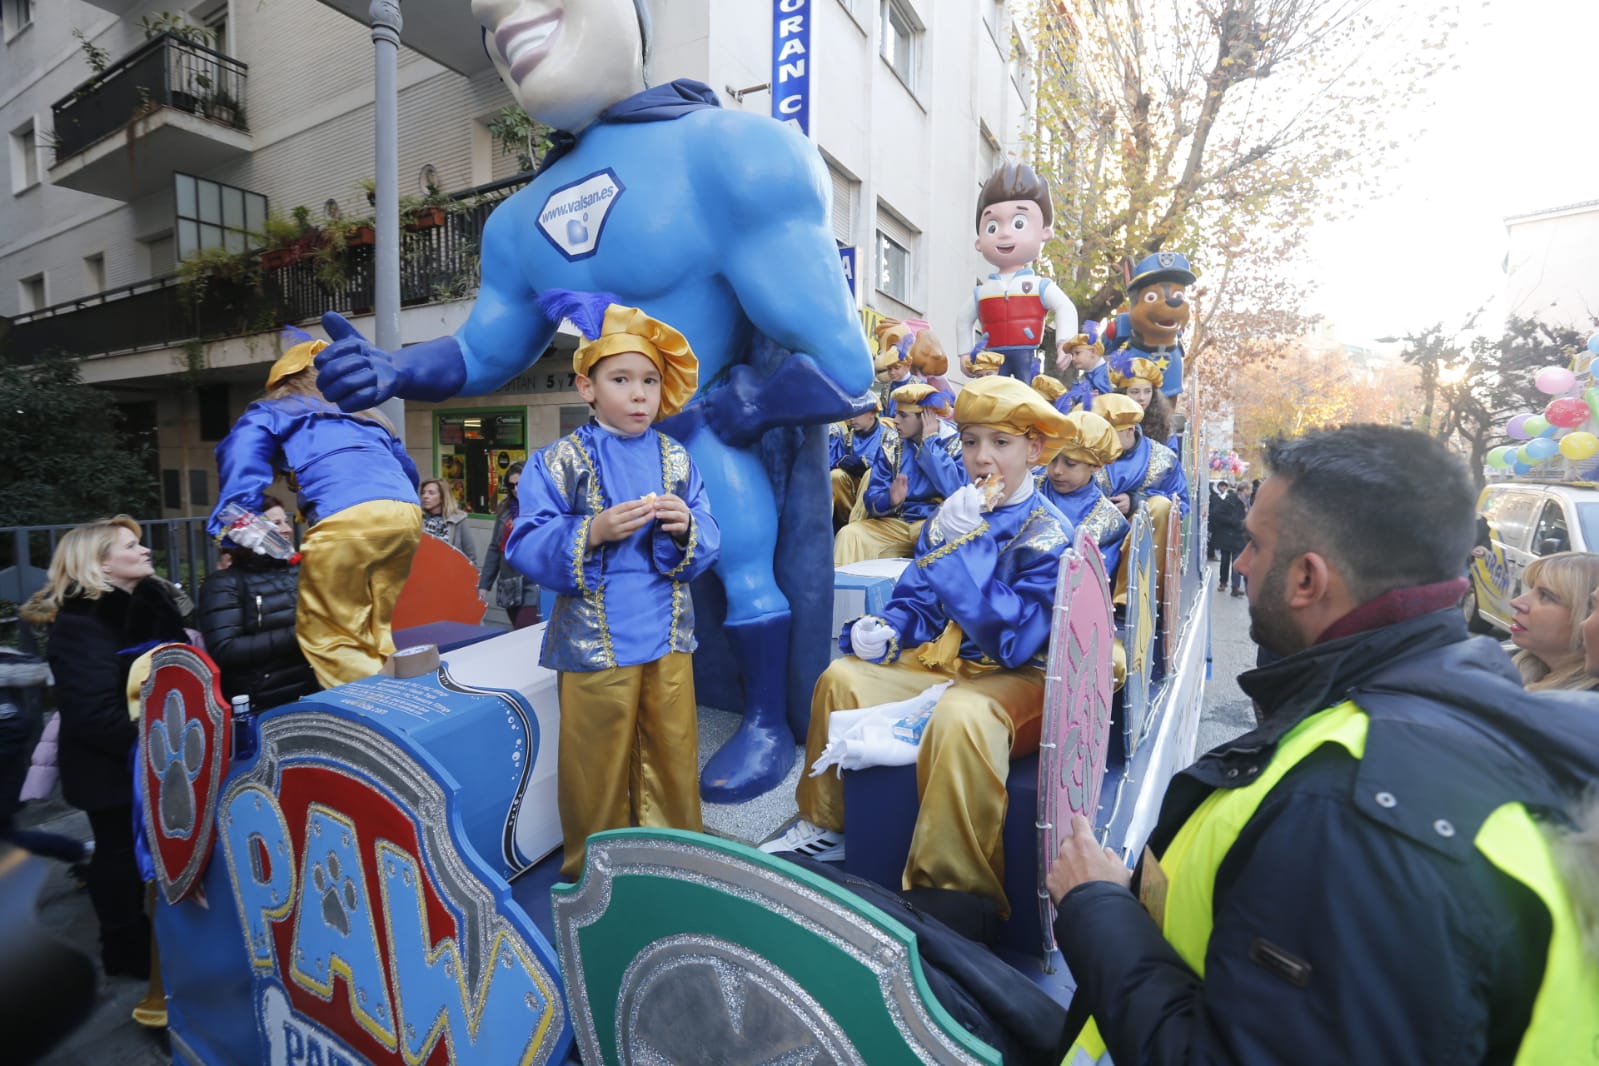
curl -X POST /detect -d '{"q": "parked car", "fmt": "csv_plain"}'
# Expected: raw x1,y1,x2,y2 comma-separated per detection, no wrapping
1464,480,1599,633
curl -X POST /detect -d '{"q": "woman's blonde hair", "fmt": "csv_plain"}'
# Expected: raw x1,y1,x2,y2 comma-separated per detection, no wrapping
21,515,143,626
1514,551,1599,692
266,368,396,435
418,478,461,519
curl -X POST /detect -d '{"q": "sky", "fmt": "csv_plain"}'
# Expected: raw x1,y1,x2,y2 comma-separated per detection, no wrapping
1301,0,1599,348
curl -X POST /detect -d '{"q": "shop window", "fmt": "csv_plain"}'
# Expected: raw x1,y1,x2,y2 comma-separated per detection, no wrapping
436,408,527,516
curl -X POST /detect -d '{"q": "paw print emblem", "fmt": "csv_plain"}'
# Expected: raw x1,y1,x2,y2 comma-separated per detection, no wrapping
312,851,359,937
147,690,205,836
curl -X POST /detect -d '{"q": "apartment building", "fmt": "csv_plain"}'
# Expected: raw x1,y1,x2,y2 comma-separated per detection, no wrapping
2,0,1033,520
1503,199,1599,333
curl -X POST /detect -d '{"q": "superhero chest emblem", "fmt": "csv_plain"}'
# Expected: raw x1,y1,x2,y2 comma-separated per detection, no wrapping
536,168,627,262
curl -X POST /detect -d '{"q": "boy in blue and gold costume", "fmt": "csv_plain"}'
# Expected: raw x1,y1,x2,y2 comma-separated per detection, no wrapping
1093,393,1189,518
209,338,422,688
767,377,1073,916
505,290,721,879
828,399,898,529
1038,410,1129,579
834,382,966,566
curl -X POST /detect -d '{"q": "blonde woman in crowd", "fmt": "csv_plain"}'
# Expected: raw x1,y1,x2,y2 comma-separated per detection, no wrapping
1509,551,1599,693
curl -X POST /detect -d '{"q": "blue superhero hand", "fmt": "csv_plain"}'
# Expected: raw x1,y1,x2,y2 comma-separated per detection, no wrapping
314,311,467,411
315,313,396,411
703,354,876,449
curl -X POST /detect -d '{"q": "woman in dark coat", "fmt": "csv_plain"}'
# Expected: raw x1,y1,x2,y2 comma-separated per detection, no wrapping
477,462,541,629
1209,482,1248,597
197,498,319,710
21,516,187,979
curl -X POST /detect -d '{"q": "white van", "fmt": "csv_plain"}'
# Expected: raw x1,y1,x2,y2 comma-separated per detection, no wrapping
1465,480,1599,633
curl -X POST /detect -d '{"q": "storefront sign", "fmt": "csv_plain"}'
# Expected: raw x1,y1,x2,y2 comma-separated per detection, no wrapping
772,0,812,135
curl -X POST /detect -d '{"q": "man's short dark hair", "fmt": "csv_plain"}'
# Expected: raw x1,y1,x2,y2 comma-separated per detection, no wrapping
1263,425,1476,602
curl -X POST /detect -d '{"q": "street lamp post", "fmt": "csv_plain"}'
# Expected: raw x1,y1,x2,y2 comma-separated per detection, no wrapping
369,0,405,442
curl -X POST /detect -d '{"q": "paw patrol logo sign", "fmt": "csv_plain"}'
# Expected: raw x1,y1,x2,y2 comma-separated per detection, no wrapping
140,644,232,905
216,709,569,1065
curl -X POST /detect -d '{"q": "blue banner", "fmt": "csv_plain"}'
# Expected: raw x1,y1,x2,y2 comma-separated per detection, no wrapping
772,0,812,135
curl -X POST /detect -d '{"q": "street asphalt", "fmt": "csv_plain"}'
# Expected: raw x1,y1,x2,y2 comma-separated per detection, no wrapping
17,565,1259,1063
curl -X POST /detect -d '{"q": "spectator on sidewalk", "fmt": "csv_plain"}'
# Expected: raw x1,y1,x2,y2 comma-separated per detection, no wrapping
478,462,542,629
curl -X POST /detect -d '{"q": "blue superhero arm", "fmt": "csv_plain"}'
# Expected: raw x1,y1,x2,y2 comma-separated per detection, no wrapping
209,404,281,537
652,459,721,581
454,202,563,392
313,313,468,412
503,450,601,597
698,115,875,447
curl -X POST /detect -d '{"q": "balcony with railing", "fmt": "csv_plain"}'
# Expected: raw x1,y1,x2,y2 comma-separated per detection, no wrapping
2,176,528,369
49,32,251,201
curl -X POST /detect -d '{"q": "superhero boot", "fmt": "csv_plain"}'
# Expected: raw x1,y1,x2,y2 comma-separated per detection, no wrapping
699,614,796,803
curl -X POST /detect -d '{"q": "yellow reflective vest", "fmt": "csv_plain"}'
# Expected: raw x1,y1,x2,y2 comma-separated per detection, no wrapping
1064,700,1599,1065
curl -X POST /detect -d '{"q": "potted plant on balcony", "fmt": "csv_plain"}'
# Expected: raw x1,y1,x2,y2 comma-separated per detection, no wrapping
256,213,305,271
402,182,453,232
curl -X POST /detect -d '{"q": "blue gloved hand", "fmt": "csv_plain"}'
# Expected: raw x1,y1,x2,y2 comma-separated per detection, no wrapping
314,311,468,410
315,312,397,411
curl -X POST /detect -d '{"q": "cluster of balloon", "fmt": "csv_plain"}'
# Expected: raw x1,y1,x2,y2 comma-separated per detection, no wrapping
1489,336,1599,474
1208,449,1248,478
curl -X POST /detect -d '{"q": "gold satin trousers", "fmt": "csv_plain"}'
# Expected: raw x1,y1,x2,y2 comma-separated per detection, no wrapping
557,652,703,878
295,500,421,689
794,655,1043,917
833,516,924,567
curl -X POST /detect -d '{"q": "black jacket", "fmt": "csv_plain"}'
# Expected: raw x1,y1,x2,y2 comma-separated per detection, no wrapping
1207,491,1247,555
1055,609,1599,1064
47,581,187,812
478,510,537,609
197,554,317,711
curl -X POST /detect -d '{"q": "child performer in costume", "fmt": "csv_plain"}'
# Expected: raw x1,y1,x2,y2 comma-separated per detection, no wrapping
828,399,897,530
210,336,421,688
834,383,966,566
1094,392,1188,607
505,290,721,879
1037,410,1129,579
1056,322,1112,414
955,162,1079,381
966,350,1005,378
765,376,1073,917
1108,351,1176,449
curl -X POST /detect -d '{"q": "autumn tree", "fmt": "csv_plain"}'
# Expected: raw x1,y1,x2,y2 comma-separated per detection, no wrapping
1021,0,1456,382
1229,344,1418,465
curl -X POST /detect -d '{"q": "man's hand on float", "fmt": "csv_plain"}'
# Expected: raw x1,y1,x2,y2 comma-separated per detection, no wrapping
888,473,910,507
1045,814,1130,906
316,313,398,411
839,455,867,477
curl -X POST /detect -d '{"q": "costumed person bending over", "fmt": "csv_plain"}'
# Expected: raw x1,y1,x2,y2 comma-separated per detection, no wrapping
765,377,1074,918
211,338,421,688
834,383,966,566
504,291,720,879
956,162,1079,381
315,0,874,801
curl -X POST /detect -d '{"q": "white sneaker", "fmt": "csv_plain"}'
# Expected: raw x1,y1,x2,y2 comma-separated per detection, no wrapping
759,819,845,862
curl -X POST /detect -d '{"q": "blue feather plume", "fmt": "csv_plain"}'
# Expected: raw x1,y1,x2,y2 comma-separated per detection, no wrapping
280,324,315,345
536,289,622,340
1107,348,1136,377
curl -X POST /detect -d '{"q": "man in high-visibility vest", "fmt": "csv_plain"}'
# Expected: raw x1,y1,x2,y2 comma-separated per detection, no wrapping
1047,424,1599,1064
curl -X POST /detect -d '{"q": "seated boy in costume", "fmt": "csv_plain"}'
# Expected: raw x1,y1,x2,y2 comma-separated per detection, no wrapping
1037,409,1129,580
504,290,722,879
834,383,966,566
1093,392,1187,608
828,399,898,530
209,335,421,688
766,376,1074,918
1054,322,1112,414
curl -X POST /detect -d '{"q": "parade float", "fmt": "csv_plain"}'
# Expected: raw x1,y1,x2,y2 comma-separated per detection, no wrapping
123,3,1214,1060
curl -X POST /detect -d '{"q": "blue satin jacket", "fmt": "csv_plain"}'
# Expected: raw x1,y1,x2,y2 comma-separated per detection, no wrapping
1039,476,1129,578
828,419,896,470
209,394,420,535
862,433,967,522
507,422,721,672
1097,432,1190,517
843,488,1071,671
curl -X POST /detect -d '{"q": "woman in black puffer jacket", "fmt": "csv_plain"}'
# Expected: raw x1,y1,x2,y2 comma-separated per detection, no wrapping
21,515,188,979
197,499,318,710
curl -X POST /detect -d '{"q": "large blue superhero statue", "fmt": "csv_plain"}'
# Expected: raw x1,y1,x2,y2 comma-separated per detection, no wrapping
315,0,875,801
